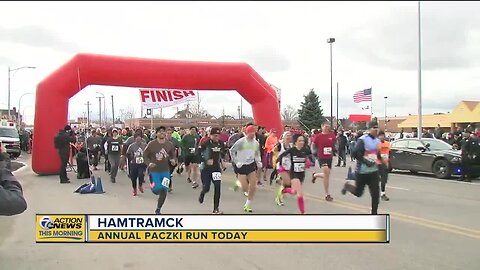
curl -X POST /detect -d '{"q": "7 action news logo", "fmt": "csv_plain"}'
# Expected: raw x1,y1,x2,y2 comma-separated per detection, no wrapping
39,216,83,230
36,215,85,242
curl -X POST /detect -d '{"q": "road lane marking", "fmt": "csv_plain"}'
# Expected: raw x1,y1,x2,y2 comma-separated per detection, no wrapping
246,178,480,240
386,186,409,191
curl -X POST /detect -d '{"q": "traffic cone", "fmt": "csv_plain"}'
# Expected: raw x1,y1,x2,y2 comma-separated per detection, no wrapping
95,176,105,194
346,166,355,180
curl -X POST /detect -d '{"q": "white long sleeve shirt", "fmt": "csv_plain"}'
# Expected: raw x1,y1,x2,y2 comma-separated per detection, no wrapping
230,137,261,167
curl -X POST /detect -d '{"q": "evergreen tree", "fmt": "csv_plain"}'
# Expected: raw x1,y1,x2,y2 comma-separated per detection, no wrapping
297,89,325,130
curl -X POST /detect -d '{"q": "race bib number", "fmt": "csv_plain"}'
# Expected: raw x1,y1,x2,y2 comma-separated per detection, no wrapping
294,163,305,172
189,148,196,154
366,154,377,162
112,145,119,152
161,177,170,188
323,147,332,155
135,157,144,164
212,172,222,181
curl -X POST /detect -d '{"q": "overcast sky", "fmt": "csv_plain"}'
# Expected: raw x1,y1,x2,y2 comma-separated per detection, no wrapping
1,1,479,125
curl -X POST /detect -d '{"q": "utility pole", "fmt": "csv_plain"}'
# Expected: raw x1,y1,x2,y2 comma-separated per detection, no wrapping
111,95,115,127
86,101,91,129
97,97,103,127
336,82,339,130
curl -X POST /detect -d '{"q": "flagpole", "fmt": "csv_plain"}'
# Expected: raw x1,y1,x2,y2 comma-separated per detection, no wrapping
370,87,373,120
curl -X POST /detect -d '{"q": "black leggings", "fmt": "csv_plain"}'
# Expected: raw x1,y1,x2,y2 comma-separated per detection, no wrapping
157,189,168,210
379,165,389,193
130,163,147,189
345,171,380,214
200,169,221,210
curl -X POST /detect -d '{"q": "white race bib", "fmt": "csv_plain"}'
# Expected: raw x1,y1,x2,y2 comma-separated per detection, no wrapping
381,154,389,160
189,148,196,154
161,177,170,188
294,163,305,172
212,172,222,181
366,153,377,162
135,157,144,164
323,147,332,155
112,145,119,152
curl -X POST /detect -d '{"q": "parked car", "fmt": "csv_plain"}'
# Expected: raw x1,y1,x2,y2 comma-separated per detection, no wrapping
389,138,478,179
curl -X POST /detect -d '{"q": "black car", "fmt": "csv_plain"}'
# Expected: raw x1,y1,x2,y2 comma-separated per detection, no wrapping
389,138,478,179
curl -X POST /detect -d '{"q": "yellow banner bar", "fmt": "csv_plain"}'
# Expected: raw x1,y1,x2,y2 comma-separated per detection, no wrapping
88,230,387,243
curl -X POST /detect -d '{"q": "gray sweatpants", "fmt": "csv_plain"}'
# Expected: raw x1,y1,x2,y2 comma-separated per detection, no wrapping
108,154,121,180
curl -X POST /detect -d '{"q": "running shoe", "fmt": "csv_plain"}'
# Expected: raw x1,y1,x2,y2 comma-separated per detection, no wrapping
311,173,316,183
244,192,249,197
325,194,334,202
243,205,253,213
381,194,390,201
138,185,144,193
198,193,205,204
192,182,199,189
212,209,223,215
187,177,192,183
232,180,241,192
275,186,284,206
132,189,137,196
154,208,161,215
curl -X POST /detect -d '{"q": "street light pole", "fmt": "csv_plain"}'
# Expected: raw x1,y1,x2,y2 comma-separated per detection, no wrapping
18,92,34,126
417,1,423,138
327,38,336,127
384,96,388,131
7,66,36,120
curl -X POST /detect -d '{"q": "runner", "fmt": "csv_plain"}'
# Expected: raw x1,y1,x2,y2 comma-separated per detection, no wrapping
86,129,102,171
122,129,146,177
230,125,263,213
274,131,293,206
198,127,226,214
144,126,177,215
181,127,201,189
166,127,181,192
378,131,391,201
311,123,336,202
277,133,311,214
126,132,148,196
341,122,382,215
264,129,279,184
105,128,123,183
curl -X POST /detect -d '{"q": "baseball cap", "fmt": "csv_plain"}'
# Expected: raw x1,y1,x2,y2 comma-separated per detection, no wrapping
112,128,118,133
245,125,256,135
210,127,221,135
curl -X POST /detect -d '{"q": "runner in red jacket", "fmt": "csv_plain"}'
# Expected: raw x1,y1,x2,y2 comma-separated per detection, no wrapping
312,123,336,202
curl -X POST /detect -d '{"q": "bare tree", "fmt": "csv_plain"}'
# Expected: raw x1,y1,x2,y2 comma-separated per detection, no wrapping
189,98,212,118
121,105,137,120
282,105,298,121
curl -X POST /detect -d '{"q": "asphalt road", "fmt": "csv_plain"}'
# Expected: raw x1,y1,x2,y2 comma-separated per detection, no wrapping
0,154,479,270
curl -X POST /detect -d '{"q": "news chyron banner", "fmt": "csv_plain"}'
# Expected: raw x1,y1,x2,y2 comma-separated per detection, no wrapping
36,215,390,243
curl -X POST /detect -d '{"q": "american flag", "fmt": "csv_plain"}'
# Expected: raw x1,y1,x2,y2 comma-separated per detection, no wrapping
353,88,372,103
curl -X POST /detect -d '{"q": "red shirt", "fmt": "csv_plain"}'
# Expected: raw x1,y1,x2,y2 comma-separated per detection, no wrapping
314,132,336,159
200,136,210,146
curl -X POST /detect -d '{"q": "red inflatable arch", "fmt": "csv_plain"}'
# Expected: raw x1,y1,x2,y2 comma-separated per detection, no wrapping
32,53,282,175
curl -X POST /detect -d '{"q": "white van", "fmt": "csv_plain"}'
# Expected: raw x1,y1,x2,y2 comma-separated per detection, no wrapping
0,121,21,158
